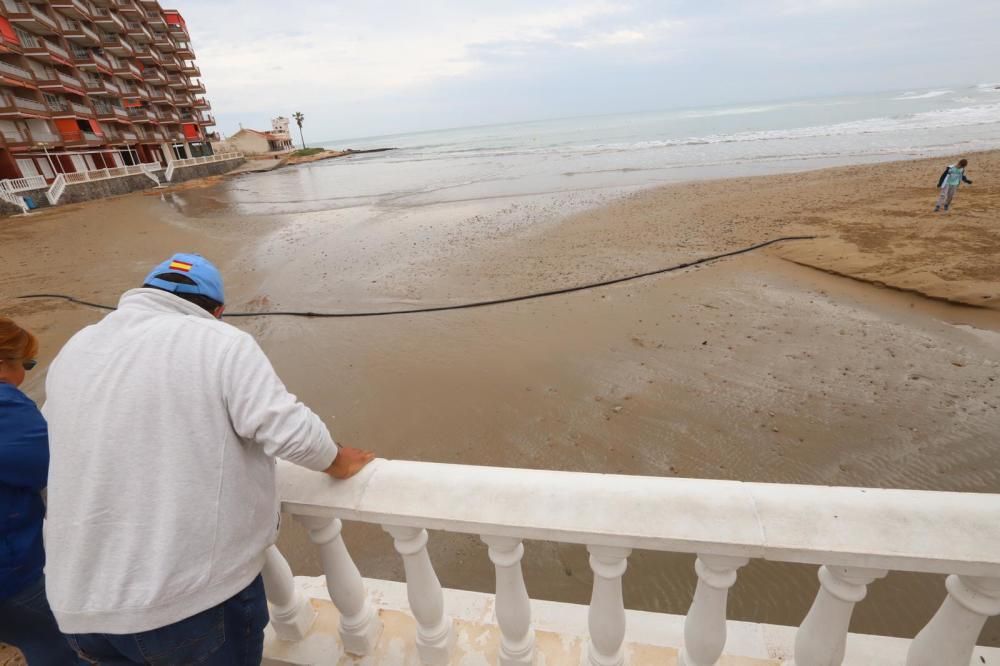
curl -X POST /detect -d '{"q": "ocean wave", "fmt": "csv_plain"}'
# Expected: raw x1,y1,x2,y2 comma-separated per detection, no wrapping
677,104,784,119
892,90,952,100
574,103,1000,152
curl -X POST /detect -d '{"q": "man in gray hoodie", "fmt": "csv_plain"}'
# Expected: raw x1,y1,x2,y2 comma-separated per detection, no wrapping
42,253,374,664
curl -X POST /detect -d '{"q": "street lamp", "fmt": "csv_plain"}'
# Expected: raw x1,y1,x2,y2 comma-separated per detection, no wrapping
35,142,56,180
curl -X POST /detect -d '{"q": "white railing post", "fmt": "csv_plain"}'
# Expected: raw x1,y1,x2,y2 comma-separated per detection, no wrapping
384,525,454,665
679,554,749,666
906,575,1000,666
587,546,631,666
297,516,382,655
482,535,535,665
787,565,887,666
260,545,316,641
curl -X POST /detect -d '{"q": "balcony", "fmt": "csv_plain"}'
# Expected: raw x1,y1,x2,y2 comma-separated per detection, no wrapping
59,128,104,146
187,79,206,94
113,0,140,17
161,54,180,71
180,61,199,77
192,96,210,110
141,67,164,84
58,16,101,46
256,459,1000,666
71,47,111,72
144,9,164,28
125,20,152,43
197,113,215,126
126,105,152,122
120,82,148,100
111,58,141,79
91,6,126,33
2,1,60,35
174,40,193,58
94,101,128,121
100,33,133,56
51,0,92,21
0,92,49,117
81,74,117,96
153,30,174,52
133,44,160,64
19,32,73,64
0,58,35,86
35,67,85,95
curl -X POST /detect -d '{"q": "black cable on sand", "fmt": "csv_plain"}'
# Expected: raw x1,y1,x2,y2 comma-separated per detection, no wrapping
18,235,816,318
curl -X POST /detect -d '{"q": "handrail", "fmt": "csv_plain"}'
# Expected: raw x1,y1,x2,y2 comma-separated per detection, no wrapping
164,152,243,181
46,174,67,205
0,175,46,193
277,459,1000,577
0,189,28,213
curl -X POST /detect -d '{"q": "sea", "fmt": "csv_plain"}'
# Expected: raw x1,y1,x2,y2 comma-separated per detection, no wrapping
292,83,1000,210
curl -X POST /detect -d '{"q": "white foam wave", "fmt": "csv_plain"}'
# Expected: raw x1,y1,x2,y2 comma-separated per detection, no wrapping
677,104,784,119
582,103,1000,153
893,90,952,100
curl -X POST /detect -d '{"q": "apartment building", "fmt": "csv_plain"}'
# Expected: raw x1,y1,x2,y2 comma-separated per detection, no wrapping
0,0,216,182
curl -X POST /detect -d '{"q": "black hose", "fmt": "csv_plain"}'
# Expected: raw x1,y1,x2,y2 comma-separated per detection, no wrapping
17,235,815,318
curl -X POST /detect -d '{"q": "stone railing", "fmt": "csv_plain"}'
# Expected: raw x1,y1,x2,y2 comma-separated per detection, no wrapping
164,152,243,181
264,459,1000,666
46,164,161,204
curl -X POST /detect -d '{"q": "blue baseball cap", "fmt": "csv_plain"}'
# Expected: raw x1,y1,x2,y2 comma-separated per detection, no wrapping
144,253,225,304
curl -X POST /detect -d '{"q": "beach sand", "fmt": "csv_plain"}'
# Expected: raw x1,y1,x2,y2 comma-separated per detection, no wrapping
1,151,998,646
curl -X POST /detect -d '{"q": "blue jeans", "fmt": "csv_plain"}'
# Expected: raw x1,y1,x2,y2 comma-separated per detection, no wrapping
0,575,83,665
67,575,269,665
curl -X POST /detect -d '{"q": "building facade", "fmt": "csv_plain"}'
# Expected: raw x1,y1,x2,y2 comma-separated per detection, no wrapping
221,117,294,155
0,0,216,182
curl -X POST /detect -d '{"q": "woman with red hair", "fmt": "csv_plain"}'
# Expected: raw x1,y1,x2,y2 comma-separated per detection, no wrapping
0,317,79,664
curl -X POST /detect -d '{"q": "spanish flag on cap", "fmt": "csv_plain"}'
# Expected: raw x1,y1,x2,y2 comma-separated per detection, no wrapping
143,252,225,304
169,259,193,272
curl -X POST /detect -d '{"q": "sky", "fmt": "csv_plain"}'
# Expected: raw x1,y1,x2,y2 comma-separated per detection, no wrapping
170,0,1000,144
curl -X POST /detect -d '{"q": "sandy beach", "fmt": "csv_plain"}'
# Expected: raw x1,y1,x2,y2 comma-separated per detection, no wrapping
1,150,998,644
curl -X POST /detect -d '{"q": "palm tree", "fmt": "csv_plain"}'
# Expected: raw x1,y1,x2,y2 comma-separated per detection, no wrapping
293,112,305,149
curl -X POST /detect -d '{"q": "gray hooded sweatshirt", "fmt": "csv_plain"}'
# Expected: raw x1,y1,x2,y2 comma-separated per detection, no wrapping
42,288,337,634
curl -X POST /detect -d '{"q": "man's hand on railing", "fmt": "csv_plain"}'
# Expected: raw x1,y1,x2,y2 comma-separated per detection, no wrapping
323,446,375,480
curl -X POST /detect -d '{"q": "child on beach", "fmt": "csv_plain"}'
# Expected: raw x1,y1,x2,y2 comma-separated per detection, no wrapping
934,158,972,212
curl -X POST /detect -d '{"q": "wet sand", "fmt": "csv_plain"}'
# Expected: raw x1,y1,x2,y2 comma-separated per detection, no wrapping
1,151,998,644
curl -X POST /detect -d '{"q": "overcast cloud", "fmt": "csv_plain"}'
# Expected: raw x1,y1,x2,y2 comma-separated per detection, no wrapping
170,0,1000,142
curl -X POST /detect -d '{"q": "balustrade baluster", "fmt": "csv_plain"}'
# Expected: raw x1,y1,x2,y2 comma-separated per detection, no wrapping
587,546,631,666
482,535,535,665
679,554,748,666
298,516,382,655
260,545,316,641
384,525,454,665
788,565,886,666
906,575,1000,666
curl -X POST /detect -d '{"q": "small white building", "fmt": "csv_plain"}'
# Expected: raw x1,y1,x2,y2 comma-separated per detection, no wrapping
218,117,295,155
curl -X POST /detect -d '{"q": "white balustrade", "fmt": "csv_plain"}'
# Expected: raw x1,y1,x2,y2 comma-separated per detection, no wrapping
906,575,1000,666
297,516,382,655
680,554,749,666
264,460,1000,666
384,525,454,664
788,566,886,666
587,545,631,666
482,535,535,665
46,174,67,205
261,545,316,641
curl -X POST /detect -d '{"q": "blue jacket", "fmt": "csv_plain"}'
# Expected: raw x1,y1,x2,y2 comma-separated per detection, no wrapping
0,382,49,600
